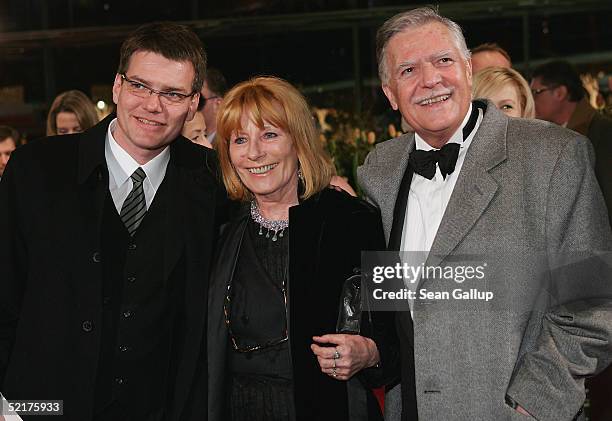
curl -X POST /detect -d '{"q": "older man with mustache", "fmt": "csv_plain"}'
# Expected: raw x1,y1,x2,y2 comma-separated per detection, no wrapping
358,7,612,421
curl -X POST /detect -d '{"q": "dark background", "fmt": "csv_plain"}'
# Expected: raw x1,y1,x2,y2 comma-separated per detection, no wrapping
1,0,611,138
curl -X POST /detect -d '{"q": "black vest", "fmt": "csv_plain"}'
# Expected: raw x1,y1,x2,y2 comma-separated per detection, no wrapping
94,174,185,420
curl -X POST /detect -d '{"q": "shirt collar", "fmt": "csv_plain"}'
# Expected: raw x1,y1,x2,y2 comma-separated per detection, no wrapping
105,118,170,190
415,103,473,151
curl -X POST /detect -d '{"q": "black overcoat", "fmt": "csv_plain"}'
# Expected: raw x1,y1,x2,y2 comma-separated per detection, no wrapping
0,115,226,421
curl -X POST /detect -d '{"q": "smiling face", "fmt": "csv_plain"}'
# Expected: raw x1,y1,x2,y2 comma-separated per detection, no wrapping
112,50,199,164
382,22,473,148
229,113,299,205
489,83,522,118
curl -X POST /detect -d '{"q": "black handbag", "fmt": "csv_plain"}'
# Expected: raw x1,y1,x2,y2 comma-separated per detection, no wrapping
336,268,373,334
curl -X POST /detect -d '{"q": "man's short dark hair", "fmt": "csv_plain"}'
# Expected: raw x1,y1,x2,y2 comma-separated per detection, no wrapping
531,60,585,102
0,125,19,146
205,68,228,97
471,42,512,64
117,22,207,94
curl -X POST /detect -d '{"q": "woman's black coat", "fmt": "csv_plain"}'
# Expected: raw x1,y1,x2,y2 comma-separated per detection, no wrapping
207,188,395,421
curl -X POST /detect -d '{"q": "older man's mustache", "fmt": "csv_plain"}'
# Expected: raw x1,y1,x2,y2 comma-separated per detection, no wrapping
413,90,453,105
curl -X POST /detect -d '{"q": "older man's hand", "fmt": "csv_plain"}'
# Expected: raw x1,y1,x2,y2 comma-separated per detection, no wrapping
311,334,380,381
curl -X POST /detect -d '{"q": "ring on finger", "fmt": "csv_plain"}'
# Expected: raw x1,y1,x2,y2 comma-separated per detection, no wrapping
333,349,341,360
333,358,337,369
332,367,337,377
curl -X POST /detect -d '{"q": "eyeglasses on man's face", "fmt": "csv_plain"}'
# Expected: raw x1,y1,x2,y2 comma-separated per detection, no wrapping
531,86,555,96
200,95,219,108
120,74,196,105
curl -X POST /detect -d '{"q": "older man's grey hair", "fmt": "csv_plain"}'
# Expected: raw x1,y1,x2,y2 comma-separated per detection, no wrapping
376,7,471,85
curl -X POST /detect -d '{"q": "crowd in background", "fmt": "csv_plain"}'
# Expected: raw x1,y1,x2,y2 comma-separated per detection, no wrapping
1,10,611,421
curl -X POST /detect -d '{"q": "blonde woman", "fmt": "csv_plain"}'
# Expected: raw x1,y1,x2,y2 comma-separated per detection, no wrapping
473,66,535,118
46,90,99,135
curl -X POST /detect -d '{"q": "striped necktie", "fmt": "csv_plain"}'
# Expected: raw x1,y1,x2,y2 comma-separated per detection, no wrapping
120,167,147,236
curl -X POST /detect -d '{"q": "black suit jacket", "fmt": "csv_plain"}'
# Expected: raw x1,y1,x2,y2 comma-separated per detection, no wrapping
0,114,227,421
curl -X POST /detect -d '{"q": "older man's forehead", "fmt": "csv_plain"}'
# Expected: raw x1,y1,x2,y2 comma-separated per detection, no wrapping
390,24,460,54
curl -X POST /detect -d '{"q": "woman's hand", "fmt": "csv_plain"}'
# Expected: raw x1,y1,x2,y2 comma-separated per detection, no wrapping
310,334,380,381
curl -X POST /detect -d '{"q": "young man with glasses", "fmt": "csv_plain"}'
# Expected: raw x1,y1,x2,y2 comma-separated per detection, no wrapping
0,22,226,421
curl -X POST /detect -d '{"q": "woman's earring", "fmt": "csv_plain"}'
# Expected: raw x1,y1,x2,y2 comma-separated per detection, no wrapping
297,168,304,181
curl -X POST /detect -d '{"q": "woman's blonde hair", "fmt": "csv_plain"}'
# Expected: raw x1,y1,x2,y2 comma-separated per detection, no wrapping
473,67,535,119
216,76,335,202
46,90,99,135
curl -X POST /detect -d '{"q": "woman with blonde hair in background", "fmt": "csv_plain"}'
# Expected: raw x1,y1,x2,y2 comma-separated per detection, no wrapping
473,66,535,118
46,90,99,135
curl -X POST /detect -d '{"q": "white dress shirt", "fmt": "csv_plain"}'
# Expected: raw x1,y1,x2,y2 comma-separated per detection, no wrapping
105,118,171,213
400,105,483,308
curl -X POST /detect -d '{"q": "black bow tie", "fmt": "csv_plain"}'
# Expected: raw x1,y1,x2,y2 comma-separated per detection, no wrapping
408,143,460,180
407,100,484,180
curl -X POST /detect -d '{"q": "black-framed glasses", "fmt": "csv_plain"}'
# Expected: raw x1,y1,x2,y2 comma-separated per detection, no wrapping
200,95,219,107
531,86,554,96
223,281,288,353
120,74,196,105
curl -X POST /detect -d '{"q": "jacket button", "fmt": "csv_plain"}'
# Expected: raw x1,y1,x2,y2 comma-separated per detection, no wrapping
122,310,133,318
127,276,136,283
92,252,101,263
118,345,130,353
114,377,125,385
103,297,111,306
127,243,137,250
82,320,93,332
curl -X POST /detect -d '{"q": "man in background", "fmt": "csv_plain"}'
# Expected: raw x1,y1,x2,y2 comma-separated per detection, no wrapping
200,67,228,145
0,127,18,180
471,42,512,74
531,60,612,225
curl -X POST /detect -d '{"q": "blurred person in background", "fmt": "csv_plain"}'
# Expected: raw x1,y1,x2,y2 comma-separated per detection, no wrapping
182,96,212,148
46,89,100,136
200,67,228,145
0,126,18,180
470,42,512,74
473,66,535,118
531,60,612,225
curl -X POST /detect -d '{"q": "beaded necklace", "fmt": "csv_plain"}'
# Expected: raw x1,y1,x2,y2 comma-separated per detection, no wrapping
250,201,289,242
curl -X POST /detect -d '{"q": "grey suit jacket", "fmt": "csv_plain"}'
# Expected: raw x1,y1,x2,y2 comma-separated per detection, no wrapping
357,103,612,421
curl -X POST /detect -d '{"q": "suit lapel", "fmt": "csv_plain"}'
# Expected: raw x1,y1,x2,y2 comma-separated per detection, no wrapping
160,163,183,281
426,104,508,269
364,134,414,243
76,115,113,279
168,141,219,419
